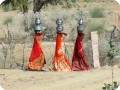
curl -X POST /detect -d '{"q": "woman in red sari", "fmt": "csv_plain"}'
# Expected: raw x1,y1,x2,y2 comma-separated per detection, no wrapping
50,31,71,71
72,31,90,71
28,30,46,71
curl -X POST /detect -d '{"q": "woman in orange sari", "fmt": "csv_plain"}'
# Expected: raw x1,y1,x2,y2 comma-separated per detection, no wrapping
28,30,46,71
50,32,71,71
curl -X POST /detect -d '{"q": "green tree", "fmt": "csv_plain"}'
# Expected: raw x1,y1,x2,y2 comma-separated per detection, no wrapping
1,0,28,13
1,0,77,13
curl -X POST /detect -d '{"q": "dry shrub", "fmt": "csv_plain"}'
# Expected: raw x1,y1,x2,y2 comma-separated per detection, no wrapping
90,7,105,18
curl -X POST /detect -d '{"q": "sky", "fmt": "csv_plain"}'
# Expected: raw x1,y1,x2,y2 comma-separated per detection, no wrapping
0,0,4,5
116,0,120,4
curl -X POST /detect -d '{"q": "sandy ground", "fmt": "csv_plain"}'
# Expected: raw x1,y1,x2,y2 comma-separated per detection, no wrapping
0,67,120,90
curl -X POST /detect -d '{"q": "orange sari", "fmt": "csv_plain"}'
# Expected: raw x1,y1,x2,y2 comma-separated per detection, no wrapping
28,33,46,70
50,33,71,71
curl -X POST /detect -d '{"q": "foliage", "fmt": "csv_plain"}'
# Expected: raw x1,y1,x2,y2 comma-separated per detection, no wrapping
1,42,8,68
45,0,77,5
2,3,11,12
2,0,78,13
71,0,77,3
3,17,13,25
107,26,117,60
12,0,28,13
2,0,28,13
89,22,105,32
102,81,119,90
1,24,16,69
44,0,63,5
83,0,92,3
103,26,118,90
77,11,85,19
84,40,93,65
107,39,116,60
98,37,110,66
90,7,105,18
85,20,105,39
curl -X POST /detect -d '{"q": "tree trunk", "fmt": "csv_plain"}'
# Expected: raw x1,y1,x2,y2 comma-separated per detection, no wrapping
22,5,28,13
33,0,45,13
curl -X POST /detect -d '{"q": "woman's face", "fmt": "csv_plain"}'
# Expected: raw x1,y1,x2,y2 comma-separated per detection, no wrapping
36,32,44,41
39,33,44,40
61,34,66,41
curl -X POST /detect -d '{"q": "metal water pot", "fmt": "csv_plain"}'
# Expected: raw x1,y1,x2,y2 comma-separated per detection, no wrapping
56,18,63,25
56,18,64,32
56,25,64,32
35,18,41,25
34,18,42,31
77,19,84,32
34,25,42,31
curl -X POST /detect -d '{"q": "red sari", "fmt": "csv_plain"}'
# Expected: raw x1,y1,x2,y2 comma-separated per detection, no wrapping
50,33,71,71
72,32,90,71
28,33,46,70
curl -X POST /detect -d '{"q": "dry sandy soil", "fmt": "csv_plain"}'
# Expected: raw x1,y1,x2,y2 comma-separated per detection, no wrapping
0,67,120,90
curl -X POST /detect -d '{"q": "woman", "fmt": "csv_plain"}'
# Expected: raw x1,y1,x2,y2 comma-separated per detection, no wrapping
72,32,90,71
50,31,71,71
28,30,46,71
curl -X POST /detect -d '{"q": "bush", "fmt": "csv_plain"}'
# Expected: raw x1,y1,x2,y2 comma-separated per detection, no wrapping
85,20,106,39
99,37,110,66
85,38,110,67
71,0,78,3
84,40,93,66
83,0,92,2
3,17,13,25
102,82,119,90
89,23,105,33
2,3,12,12
90,7,105,18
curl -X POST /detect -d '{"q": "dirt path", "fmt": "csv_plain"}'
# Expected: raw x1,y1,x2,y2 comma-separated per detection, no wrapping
0,67,120,90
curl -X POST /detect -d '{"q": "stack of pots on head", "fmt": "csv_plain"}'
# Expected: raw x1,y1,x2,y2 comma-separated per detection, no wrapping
77,18,84,33
56,18,64,32
34,17,42,33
